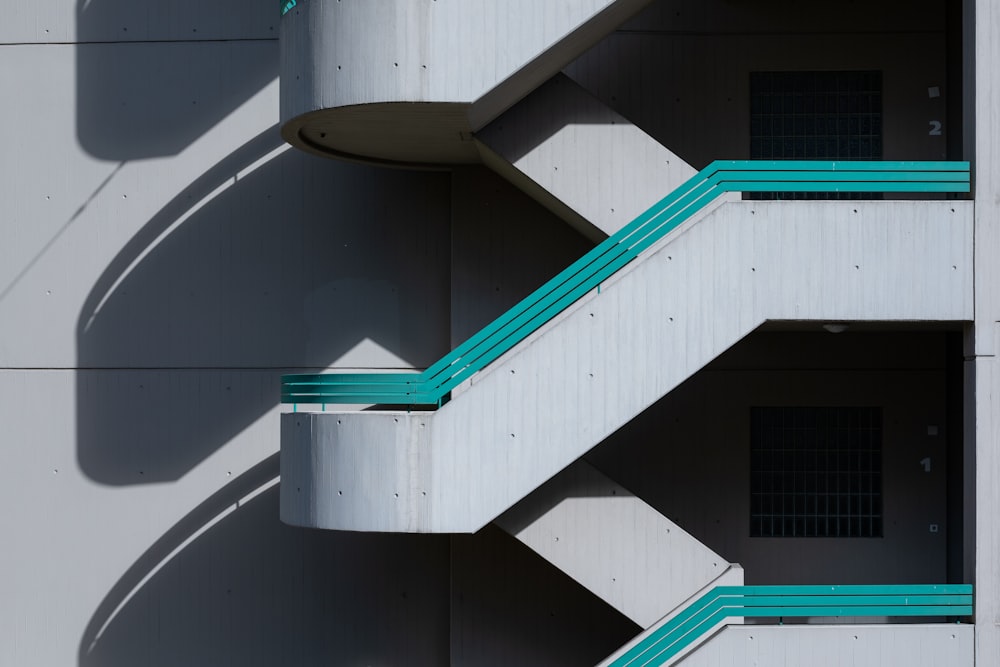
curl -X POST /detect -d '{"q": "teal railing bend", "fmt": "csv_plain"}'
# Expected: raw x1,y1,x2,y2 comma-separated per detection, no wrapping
610,584,973,667
282,160,970,407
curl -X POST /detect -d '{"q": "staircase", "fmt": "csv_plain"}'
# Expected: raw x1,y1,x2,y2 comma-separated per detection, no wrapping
278,2,973,662
279,162,971,534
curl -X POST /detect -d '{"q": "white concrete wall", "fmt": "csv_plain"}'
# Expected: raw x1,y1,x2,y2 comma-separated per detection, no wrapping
279,0,653,163
281,199,973,534
678,624,973,667
973,0,1000,662
449,166,594,347
0,2,458,665
3,4,656,663
280,0,651,119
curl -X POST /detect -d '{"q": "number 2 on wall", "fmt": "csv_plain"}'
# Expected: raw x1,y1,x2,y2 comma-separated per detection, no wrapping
929,121,942,136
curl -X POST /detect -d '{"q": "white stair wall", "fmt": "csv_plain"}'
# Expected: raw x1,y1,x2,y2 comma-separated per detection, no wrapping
673,624,973,667
280,200,972,533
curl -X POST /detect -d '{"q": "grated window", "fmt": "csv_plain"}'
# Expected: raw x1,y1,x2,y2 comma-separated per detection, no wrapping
750,70,883,200
750,407,883,538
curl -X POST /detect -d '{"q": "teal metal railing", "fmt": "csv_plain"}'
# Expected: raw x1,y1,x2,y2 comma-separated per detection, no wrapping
610,584,973,667
282,160,970,407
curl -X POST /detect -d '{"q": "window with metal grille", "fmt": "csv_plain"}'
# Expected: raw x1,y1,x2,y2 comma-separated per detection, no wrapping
750,70,883,200
750,407,883,538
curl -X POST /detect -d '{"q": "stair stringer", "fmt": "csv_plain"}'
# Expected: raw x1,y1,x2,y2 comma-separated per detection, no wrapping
597,566,745,667
279,200,972,533
495,460,731,628
670,623,973,667
476,73,699,241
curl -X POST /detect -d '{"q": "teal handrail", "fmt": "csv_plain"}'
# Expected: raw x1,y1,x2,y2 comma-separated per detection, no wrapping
610,584,973,667
282,160,970,407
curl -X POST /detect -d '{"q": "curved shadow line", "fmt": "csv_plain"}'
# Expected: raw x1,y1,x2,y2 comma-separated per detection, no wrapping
76,125,283,340
78,453,280,661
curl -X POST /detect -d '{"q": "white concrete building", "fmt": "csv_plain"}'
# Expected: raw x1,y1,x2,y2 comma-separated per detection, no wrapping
2,0,996,665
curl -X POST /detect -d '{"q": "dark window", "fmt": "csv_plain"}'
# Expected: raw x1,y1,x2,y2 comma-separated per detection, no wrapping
750,71,883,200
750,407,883,538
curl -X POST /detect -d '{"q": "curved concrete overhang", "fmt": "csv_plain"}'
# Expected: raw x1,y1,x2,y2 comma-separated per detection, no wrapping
280,102,478,168
279,0,654,166
280,200,975,533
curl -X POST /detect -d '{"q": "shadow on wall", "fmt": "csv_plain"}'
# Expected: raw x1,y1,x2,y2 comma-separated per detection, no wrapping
78,454,452,667
75,0,278,160
75,127,451,485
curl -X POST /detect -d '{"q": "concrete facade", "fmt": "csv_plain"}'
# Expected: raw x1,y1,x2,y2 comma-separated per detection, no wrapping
1,0,994,666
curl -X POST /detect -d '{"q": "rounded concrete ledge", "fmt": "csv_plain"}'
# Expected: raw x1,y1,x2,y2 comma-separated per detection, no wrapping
280,103,479,167
280,410,437,532
279,0,653,165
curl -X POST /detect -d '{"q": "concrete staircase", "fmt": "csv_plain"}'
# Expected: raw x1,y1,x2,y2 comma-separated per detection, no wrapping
278,3,973,661
280,198,971,533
